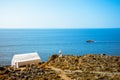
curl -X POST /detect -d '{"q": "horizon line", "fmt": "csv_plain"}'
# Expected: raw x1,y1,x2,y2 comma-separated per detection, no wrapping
0,27,119,29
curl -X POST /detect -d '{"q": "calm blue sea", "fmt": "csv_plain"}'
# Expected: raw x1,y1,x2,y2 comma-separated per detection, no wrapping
0,28,120,66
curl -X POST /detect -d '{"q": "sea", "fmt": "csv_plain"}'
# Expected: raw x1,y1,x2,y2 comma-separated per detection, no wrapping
0,28,120,66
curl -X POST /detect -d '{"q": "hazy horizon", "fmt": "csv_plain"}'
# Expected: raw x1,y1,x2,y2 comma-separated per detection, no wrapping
0,27,119,29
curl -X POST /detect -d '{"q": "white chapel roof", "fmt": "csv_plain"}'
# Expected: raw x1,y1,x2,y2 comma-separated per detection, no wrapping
12,52,40,62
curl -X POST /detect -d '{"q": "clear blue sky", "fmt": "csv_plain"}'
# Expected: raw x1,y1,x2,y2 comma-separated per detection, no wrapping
0,0,120,28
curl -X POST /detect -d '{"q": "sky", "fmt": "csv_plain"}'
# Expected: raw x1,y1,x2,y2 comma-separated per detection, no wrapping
0,0,120,29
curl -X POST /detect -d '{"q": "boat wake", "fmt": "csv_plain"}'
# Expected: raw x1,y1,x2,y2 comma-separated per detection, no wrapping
95,41,120,43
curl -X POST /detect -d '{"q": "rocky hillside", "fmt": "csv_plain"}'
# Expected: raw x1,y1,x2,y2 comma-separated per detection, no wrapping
48,54,120,72
0,64,62,80
0,54,120,80
47,54,120,80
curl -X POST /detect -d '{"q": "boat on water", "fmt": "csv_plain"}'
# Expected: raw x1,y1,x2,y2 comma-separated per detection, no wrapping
86,40,94,43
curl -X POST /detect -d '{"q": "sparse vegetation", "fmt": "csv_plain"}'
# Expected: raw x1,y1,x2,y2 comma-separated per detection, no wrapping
0,54,120,80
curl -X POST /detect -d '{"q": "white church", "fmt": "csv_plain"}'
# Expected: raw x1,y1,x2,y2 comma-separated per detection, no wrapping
11,52,41,68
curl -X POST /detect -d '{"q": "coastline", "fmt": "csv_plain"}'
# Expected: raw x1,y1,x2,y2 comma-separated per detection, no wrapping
0,54,120,80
